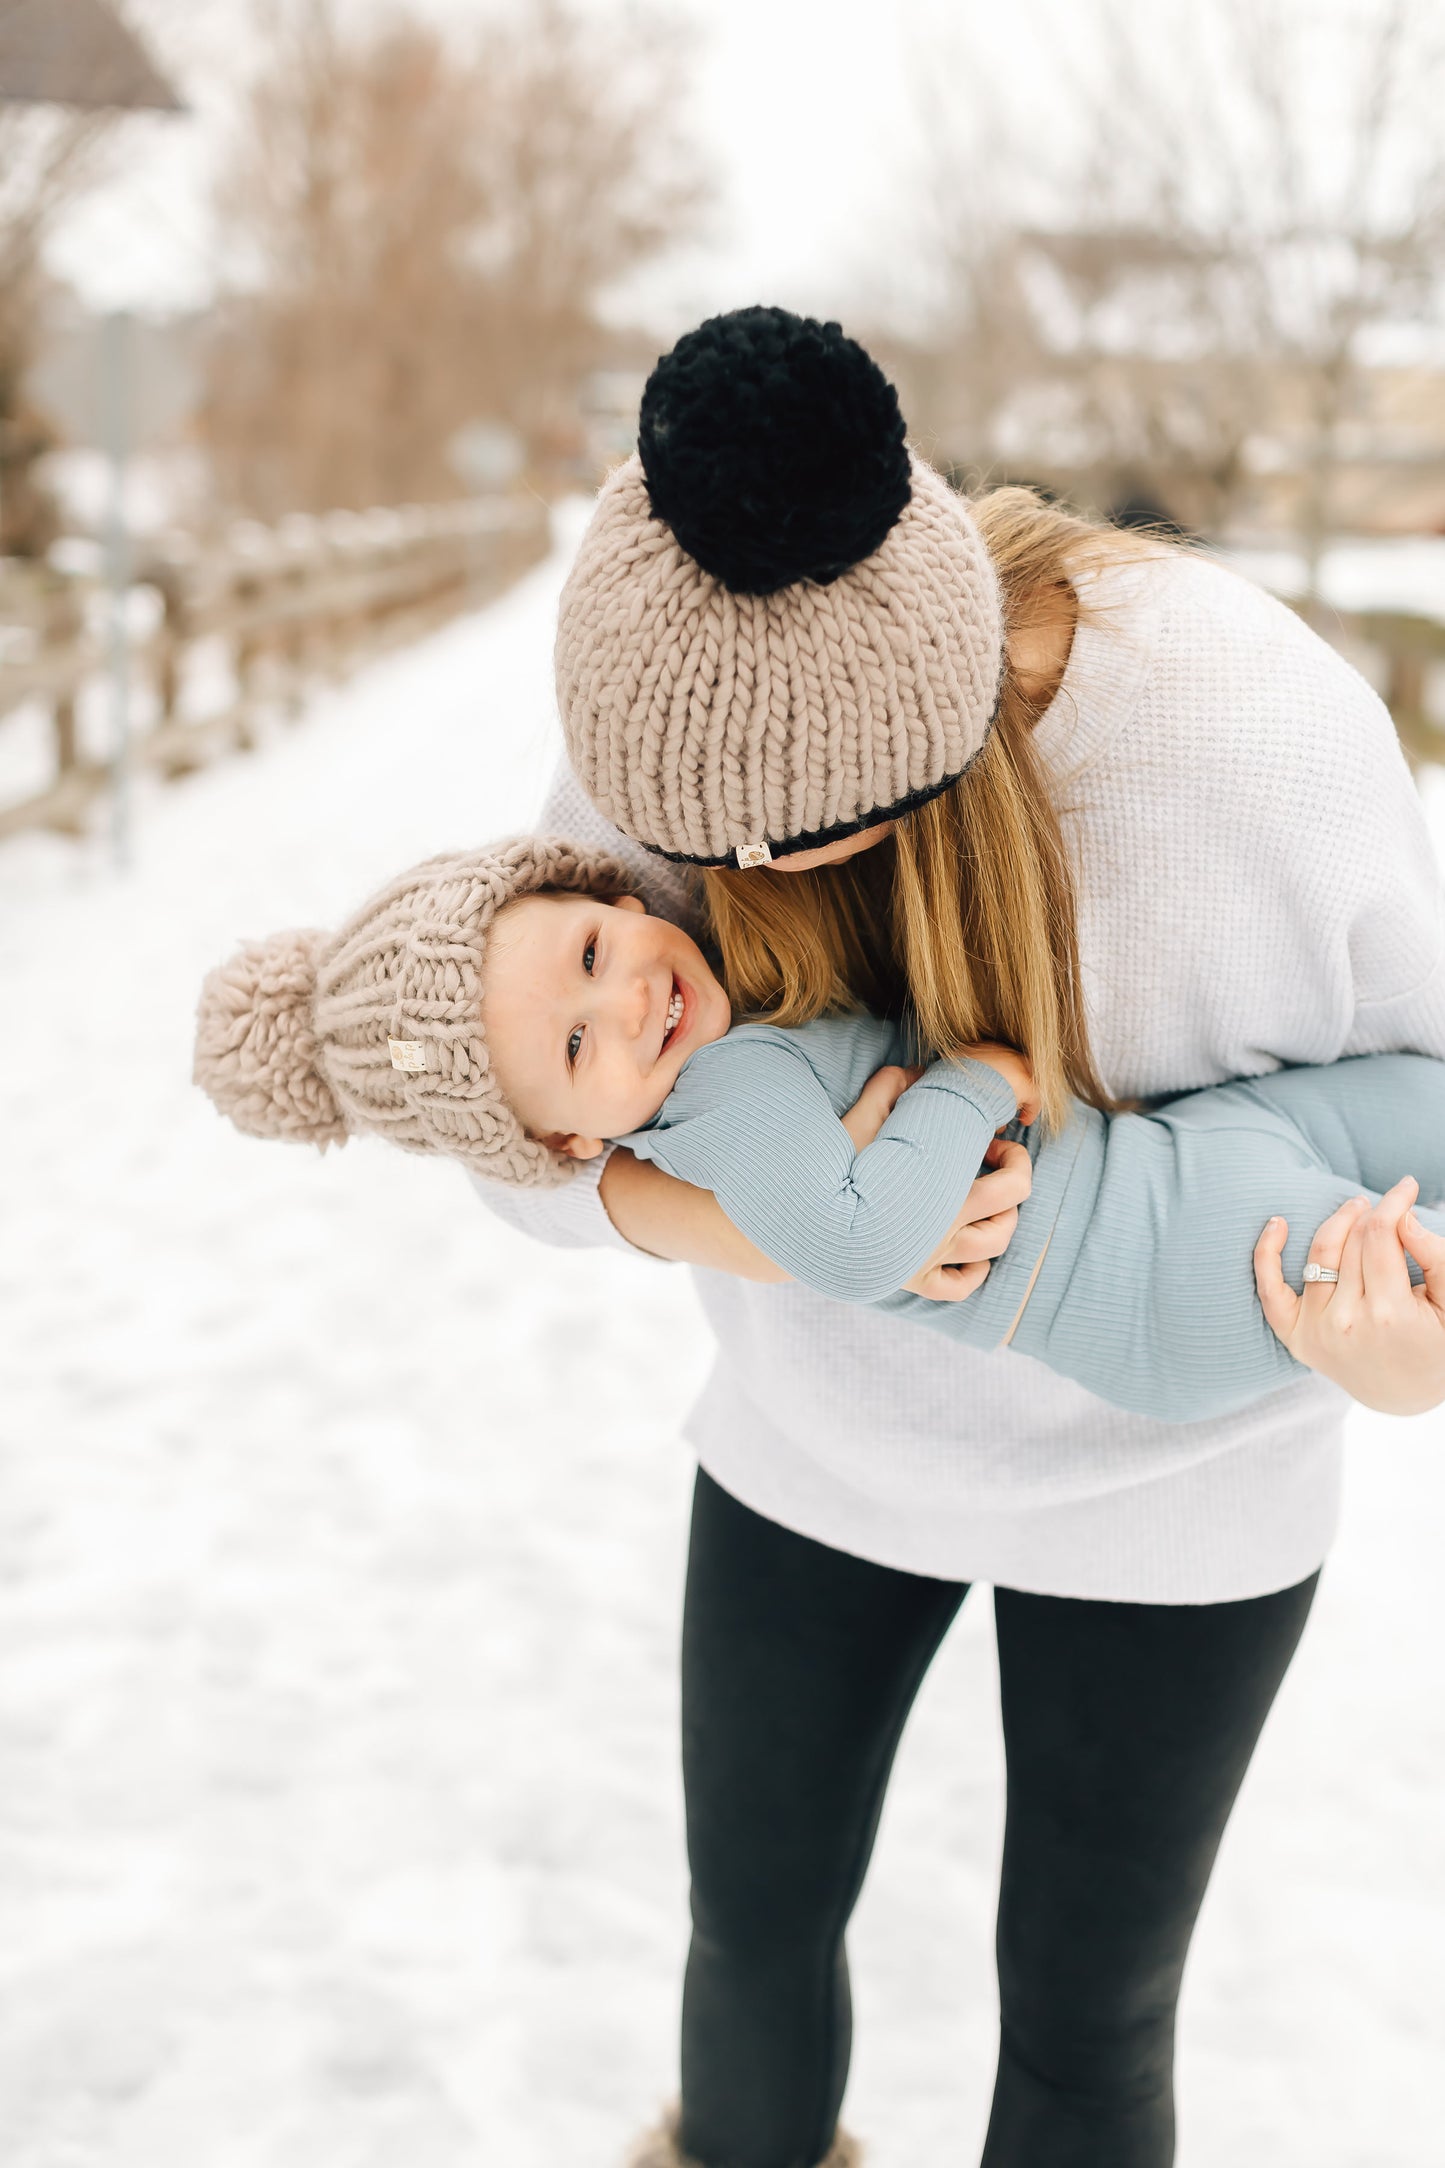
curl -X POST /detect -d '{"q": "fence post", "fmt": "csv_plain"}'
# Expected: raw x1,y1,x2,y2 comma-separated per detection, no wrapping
102,310,134,869
44,575,83,804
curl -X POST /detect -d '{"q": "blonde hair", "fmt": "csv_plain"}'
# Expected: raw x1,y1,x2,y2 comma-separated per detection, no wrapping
701,487,1172,1129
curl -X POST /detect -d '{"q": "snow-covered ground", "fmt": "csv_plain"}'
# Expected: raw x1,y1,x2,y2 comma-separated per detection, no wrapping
2,518,1443,2168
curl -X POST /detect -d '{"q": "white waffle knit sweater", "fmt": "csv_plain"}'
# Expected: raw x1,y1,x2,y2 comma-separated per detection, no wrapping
476,550,1445,1603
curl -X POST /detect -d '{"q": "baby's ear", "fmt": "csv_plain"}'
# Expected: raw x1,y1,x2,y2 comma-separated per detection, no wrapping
540,1132,608,1161
612,893,646,916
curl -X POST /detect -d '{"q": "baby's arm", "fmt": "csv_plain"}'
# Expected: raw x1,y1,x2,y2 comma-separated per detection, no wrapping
631,1030,1021,1305
1254,1180,1445,1415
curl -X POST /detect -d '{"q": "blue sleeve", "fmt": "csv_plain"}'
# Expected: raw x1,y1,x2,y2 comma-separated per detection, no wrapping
626,1032,1019,1303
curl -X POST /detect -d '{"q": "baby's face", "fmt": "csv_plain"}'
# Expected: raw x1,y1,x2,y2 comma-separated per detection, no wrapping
482,892,732,1159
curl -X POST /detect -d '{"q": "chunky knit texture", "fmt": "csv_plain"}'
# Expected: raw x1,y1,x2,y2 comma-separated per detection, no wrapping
194,837,636,1187
555,451,1004,865
194,926,347,1149
638,307,911,595
485,548,1445,1603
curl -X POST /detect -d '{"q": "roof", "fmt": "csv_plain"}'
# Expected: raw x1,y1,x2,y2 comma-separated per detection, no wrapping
0,0,183,112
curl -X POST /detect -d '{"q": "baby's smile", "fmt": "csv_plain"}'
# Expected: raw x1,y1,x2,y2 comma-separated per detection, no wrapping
481,891,733,1163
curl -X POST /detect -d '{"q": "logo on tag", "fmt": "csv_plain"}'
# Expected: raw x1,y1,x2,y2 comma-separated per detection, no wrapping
388,1039,428,1073
735,840,773,869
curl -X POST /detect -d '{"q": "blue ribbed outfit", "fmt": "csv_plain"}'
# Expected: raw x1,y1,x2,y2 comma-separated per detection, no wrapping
620,1016,1445,1424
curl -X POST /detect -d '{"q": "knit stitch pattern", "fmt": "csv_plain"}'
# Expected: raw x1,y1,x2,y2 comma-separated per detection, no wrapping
554,453,1004,864
488,549,1445,1602
638,307,911,594
194,837,637,1187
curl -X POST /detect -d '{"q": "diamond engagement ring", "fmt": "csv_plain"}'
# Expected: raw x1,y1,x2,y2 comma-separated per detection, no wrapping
1302,1263,1340,1284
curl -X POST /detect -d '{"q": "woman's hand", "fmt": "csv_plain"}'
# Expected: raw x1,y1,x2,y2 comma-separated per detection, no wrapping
598,1150,790,1281
903,1136,1032,1302
598,1058,1033,1297
1253,1179,1445,1415
836,1060,1032,1304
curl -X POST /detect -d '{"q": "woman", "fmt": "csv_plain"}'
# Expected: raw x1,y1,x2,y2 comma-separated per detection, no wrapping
480,308,1445,2166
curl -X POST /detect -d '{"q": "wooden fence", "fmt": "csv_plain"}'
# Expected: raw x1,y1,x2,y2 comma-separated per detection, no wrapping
0,508,1441,845
0,494,549,843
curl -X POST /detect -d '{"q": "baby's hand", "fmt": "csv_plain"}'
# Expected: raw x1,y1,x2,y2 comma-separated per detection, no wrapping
841,1063,925,1151
959,1041,1041,1128
1253,1179,1445,1416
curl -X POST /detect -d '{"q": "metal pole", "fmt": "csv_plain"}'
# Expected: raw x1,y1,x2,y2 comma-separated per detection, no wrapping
103,309,132,869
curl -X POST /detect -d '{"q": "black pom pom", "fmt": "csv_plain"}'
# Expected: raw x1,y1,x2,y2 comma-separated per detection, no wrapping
637,306,911,595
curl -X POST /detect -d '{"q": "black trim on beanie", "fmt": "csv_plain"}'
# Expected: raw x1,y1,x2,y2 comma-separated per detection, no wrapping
634,711,999,868
638,307,912,596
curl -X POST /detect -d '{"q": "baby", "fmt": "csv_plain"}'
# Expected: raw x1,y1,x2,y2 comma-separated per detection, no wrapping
196,838,1445,1425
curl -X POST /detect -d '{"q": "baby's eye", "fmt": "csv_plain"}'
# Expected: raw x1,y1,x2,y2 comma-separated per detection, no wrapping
567,1027,584,1068
583,940,596,976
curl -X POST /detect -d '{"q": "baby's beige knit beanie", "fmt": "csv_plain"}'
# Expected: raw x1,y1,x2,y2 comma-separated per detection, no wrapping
193,837,636,1187
555,307,1005,868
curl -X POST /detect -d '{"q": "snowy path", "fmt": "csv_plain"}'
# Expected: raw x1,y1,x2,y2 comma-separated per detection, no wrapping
1,521,1442,2168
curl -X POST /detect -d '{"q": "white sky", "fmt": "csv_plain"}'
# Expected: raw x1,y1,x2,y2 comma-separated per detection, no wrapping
28,0,1189,320
46,0,930,319
43,0,1437,331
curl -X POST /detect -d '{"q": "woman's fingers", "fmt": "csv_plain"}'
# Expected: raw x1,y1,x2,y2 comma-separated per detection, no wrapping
1288,1188,1445,1418
905,1137,1034,1284
1402,1207,1445,1311
1253,1217,1299,1344
926,1144,1031,1266
905,1257,991,1303
943,1205,1019,1264
1360,1178,1419,1322
1331,1200,1371,1315
971,1139,1032,1211
1301,1195,1369,1315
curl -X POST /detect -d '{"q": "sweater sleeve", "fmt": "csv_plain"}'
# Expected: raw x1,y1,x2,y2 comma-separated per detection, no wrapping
625,1031,1019,1304
468,756,702,1257
1337,739,1445,1056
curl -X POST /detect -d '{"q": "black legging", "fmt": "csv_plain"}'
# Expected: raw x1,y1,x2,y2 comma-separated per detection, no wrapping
679,1468,1318,2168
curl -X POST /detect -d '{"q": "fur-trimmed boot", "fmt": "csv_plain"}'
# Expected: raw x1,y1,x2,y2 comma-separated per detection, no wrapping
625,2105,862,2168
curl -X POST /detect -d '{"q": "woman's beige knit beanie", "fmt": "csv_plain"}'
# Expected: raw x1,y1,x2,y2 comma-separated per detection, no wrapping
555,307,1005,868
193,837,636,1188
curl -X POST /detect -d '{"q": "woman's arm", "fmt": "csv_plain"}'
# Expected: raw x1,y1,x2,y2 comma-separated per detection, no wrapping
598,1130,1033,1293
617,1112,1036,1296
631,1035,1022,1305
598,1149,790,1280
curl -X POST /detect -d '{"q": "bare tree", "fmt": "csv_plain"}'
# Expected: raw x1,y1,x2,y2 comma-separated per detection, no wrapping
464,0,702,451
907,0,1445,578
200,0,704,517
201,3,491,513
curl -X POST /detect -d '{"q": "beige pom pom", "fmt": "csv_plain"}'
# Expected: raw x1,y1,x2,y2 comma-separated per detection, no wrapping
195,837,639,1183
194,928,347,1148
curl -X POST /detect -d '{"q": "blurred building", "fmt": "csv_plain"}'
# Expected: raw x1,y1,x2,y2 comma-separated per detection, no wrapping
1240,365,1445,540
885,342,1445,543
0,0,180,112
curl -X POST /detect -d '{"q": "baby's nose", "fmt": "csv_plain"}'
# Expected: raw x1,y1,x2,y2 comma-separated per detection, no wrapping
614,973,651,1038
